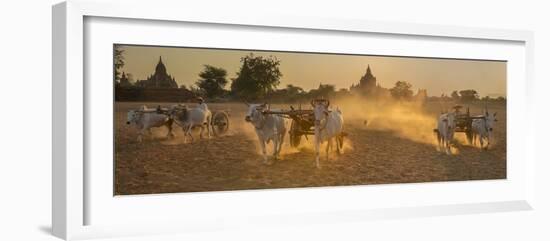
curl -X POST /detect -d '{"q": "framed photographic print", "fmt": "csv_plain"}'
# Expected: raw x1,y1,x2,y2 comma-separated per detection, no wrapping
53,0,535,240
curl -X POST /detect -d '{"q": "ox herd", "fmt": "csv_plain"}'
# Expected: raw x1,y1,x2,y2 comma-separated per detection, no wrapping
126,101,212,143
126,100,499,168
125,100,345,168
243,100,345,168
436,108,498,154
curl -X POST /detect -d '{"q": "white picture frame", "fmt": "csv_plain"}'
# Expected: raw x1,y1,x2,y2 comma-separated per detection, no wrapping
52,0,535,240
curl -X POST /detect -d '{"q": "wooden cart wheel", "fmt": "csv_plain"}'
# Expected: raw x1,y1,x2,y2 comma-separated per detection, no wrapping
289,120,302,148
211,111,229,136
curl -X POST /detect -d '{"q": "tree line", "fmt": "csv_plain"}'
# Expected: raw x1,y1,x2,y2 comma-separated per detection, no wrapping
115,48,505,103
433,89,506,103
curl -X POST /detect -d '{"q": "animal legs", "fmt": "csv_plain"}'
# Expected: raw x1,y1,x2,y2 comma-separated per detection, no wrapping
260,141,268,164
445,140,452,155
336,135,343,154
485,135,491,150
199,125,204,139
206,115,212,138
182,128,187,143
436,131,443,151
479,138,484,150
326,138,332,161
205,123,211,139
137,129,144,143
183,125,194,143
314,140,320,168
278,131,286,156
272,138,279,160
166,123,175,139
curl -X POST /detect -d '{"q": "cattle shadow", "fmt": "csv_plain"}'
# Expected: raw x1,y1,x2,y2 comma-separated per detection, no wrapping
364,128,506,183
284,127,508,186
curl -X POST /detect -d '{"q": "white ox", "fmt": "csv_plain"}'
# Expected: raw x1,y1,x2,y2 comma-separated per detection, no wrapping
126,105,174,142
471,110,497,150
312,100,344,168
245,103,286,164
170,103,212,143
436,112,456,155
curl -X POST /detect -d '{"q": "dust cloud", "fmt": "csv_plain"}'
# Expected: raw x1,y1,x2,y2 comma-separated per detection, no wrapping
236,96,439,158
153,97,447,154
332,96,438,146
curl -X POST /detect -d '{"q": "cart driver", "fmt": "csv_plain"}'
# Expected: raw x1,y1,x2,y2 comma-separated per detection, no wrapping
196,97,209,111
452,104,462,114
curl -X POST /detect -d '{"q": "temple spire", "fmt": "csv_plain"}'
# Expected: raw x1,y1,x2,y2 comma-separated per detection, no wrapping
366,65,372,76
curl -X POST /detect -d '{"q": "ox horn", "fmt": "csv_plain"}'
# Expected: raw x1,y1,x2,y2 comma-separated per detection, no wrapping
310,99,315,107
326,99,330,107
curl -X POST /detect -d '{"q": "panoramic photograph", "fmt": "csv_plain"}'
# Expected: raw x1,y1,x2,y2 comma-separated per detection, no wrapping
114,44,506,195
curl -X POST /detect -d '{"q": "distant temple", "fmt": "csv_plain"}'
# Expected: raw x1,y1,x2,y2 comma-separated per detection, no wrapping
135,56,178,88
350,65,387,97
119,72,132,87
359,65,377,90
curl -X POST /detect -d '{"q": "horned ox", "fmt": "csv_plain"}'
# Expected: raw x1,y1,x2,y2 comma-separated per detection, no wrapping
170,103,212,143
436,112,456,155
311,100,344,168
245,103,286,164
471,110,497,150
126,105,174,142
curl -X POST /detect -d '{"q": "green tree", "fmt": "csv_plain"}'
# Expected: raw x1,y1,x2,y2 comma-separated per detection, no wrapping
196,65,228,98
231,53,282,99
390,81,413,100
459,89,479,102
114,45,125,82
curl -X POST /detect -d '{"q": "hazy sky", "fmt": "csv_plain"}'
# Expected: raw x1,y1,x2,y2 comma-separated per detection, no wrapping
118,45,506,97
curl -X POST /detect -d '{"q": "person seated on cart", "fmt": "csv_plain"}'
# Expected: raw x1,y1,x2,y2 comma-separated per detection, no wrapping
452,104,463,115
195,96,209,111
156,105,167,114
452,104,472,130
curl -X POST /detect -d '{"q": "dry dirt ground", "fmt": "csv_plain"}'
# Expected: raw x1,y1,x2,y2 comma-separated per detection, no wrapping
115,101,506,195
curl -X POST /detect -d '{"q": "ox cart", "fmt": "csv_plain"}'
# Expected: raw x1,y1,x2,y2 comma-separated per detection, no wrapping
434,105,485,144
264,105,345,148
153,105,230,136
